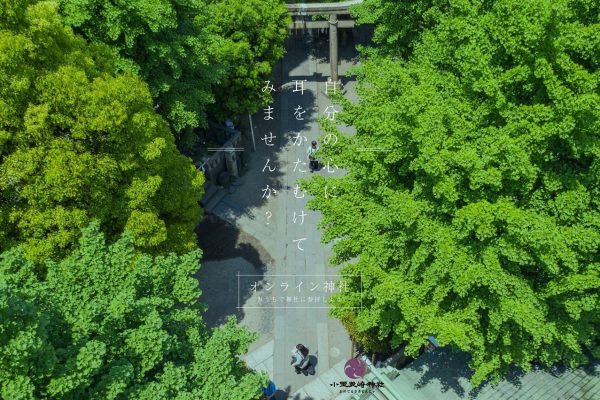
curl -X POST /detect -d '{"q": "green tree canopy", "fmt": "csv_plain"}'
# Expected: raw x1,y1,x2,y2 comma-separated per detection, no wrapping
0,223,266,399
196,0,289,122
350,0,449,58
0,0,204,263
304,0,600,386
56,0,289,133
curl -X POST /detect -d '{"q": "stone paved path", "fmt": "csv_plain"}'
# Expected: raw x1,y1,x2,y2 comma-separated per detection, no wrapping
211,31,362,399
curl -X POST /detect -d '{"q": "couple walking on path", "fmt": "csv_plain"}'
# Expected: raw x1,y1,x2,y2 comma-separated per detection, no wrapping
291,344,313,375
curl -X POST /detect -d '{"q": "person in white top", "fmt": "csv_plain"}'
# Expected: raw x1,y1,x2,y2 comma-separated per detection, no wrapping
307,140,319,172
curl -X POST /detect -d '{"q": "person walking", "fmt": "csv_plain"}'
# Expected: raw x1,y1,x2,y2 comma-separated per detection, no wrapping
290,344,310,374
307,141,319,172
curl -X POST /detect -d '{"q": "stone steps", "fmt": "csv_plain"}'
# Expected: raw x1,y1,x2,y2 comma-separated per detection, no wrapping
203,186,228,214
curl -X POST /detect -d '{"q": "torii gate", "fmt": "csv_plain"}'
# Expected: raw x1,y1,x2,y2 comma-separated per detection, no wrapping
286,0,363,84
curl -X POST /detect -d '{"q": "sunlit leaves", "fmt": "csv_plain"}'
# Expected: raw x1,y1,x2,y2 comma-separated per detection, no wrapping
308,0,600,386
0,225,266,399
0,1,204,263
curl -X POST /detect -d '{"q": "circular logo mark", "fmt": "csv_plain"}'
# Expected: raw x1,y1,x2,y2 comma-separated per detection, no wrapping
330,346,340,358
344,358,367,379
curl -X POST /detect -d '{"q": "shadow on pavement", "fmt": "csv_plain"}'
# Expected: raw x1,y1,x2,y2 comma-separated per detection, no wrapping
272,386,291,400
195,215,274,329
196,215,273,266
409,347,600,399
271,384,318,400
410,347,473,398
302,355,318,376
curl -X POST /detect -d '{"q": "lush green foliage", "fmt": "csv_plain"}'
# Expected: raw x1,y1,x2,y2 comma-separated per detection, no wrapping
305,0,600,385
351,0,449,58
57,0,289,133
0,224,266,399
0,1,204,263
196,0,289,122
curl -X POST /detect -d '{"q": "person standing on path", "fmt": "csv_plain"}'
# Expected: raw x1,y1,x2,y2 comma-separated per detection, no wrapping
307,140,319,172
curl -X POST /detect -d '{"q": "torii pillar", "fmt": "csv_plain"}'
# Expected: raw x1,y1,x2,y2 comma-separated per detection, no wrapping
329,13,339,83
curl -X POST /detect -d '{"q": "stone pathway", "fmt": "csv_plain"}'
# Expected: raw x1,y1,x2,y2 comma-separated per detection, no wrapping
243,340,357,400
208,32,362,399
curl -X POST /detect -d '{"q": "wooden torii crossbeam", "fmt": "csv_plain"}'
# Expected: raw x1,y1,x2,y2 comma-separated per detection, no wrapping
286,0,363,82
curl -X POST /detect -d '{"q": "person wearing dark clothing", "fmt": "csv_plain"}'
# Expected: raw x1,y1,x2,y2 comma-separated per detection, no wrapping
307,141,319,172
